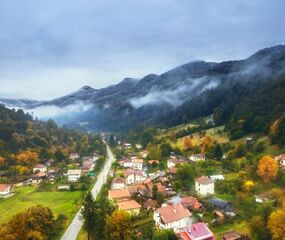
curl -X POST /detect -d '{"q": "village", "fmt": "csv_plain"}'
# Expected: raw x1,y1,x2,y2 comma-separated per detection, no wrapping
103,139,285,240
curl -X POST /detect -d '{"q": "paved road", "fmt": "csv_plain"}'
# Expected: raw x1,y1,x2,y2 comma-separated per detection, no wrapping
61,145,115,240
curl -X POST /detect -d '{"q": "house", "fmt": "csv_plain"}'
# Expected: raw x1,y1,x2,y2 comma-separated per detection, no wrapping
167,158,185,168
33,164,47,173
108,189,131,202
0,184,13,197
124,169,147,185
210,175,225,181
111,177,126,190
124,143,131,149
146,182,167,197
154,203,192,231
177,222,215,240
274,154,285,168
180,196,202,210
143,199,159,210
57,185,71,191
117,200,141,215
140,150,149,159
32,172,47,184
189,153,206,162
82,159,95,172
67,169,82,182
221,230,242,240
195,176,215,196
148,160,160,165
135,144,143,149
255,193,275,204
120,157,133,168
132,158,143,170
208,198,233,213
69,153,80,161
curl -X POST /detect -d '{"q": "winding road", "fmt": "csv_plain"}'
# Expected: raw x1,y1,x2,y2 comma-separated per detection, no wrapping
61,144,115,240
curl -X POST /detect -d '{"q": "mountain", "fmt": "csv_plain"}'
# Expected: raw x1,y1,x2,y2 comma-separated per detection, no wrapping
1,44,285,132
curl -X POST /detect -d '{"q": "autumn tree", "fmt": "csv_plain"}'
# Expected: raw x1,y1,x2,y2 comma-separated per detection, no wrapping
105,210,131,240
183,136,193,151
268,208,285,240
16,150,39,167
0,205,55,240
257,156,279,183
147,144,161,160
200,135,213,153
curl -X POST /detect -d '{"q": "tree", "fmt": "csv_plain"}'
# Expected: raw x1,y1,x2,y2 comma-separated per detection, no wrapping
109,135,116,147
213,144,223,160
80,192,96,240
152,229,177,240
160,143,172,158
200,135,213,153
0,205,55,240
105,210,131,240
268,208,285,240
183,137,193,151
147,144,161,160
250,216,268,240
257,156,279,183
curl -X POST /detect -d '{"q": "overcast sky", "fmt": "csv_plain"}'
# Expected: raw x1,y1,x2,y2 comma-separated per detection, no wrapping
0,0,284,100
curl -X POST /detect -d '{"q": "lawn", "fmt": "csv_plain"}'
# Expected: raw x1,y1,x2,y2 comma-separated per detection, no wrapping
212,220,251,239
0,186,83,225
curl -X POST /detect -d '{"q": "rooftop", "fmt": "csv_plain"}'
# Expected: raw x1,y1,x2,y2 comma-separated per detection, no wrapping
156,203,191,224
221,230,242,240
195,176,214,185
117,200,141,210
67,169,82,175
108,189,130,199
178,222,214,240
0,184,12,192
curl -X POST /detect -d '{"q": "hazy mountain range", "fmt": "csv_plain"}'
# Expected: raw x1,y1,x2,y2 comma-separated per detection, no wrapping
1,44,285,131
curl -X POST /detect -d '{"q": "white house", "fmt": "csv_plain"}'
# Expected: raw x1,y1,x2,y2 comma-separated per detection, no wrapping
167,158,185,168
124,169,147,185
0,184,13,197
135,144,143,149
189,153,206,162
132,159,143,170
274,154,285,168
69,153,80,161
124,143,131,149
210,175,225,181
153,203,192,231
111,177,126,190
195,176,215,196
67,169,82,182
33,164,47,173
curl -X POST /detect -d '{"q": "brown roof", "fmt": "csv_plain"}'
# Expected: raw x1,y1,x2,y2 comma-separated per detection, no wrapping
124,168,145,177
34,164,46,169
221,230,242,240
147,182,166,194
112,177,125,184
169,167,177,174
156,203,191,224
195,176,214,185
108,189,130,200
0,184,12,192
180,196,202,210
274,154,285,161
117,200,141,211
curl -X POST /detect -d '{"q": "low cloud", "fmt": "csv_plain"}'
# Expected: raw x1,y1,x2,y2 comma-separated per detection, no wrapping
129,77,219,109
25,101,93,120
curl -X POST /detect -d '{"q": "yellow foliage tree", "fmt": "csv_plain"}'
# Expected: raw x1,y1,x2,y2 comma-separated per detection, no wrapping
242,180,255,193
183,136,193,150
0,156,5,166
257,156,278,183
105,210,131,240
268,208,285,240
200,134,213,153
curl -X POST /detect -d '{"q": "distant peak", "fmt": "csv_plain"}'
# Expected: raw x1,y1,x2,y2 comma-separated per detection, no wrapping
80,85,96,91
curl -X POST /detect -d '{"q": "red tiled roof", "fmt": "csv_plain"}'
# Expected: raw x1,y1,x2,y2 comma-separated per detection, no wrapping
195,176,214,185
112,177,125,184
156,203,191,224
0,184,12,192
117,200,141,210
108,189,130,200
34,164,46,169
180,196,202,210
124,168,144,177
178,222,214,240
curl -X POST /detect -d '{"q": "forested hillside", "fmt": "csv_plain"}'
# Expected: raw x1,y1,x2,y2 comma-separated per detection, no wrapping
0,104,104,182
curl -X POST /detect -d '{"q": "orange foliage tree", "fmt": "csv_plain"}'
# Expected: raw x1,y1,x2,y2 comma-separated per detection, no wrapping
105,210,131,240
257,156,278,183
16,151,39,167
200,135,213,153
183,136,193,151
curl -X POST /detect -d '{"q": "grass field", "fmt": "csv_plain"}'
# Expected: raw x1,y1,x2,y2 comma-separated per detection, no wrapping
0,186,83,225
